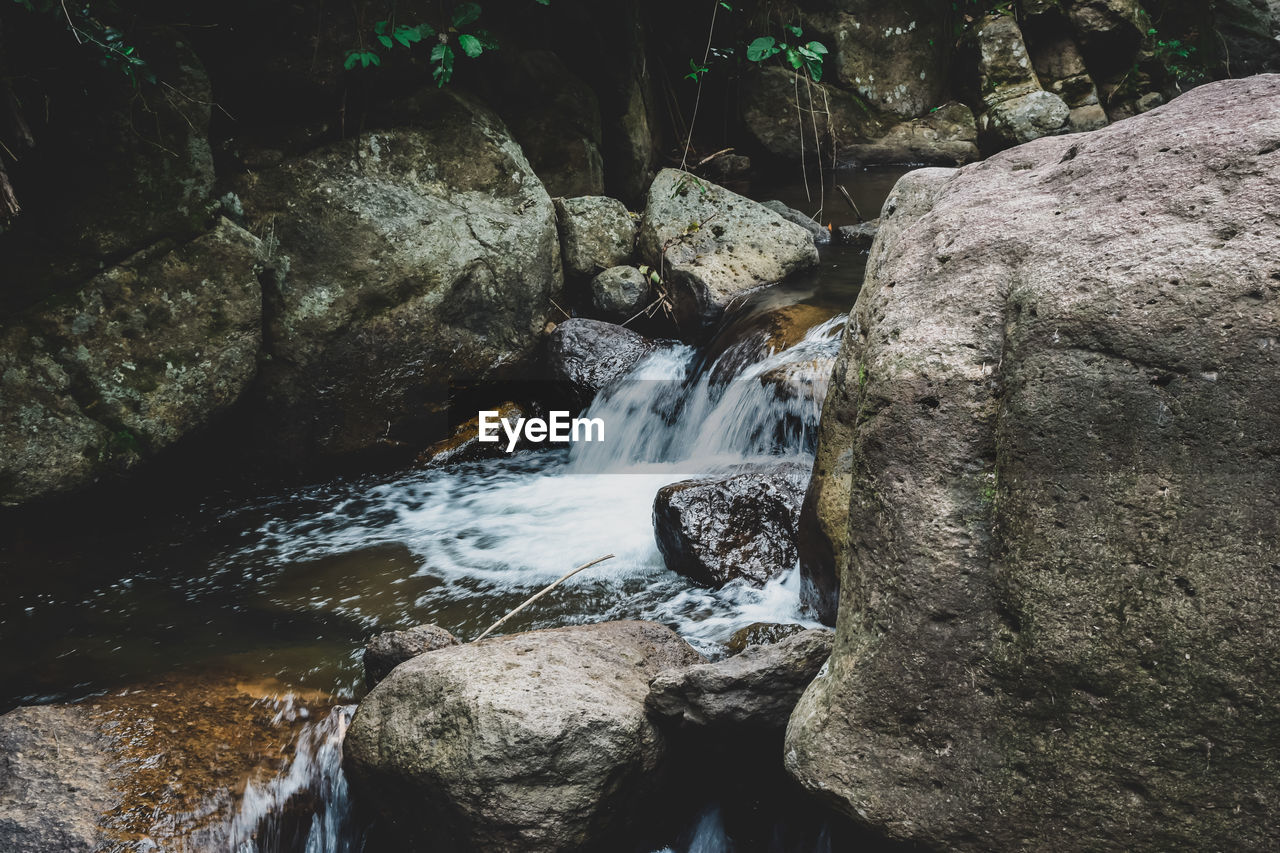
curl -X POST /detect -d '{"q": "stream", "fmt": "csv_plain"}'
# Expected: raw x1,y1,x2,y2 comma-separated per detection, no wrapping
0,168,908,852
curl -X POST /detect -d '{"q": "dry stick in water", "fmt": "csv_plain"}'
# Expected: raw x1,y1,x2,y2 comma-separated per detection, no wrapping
838,185,864,223
472,554,616,642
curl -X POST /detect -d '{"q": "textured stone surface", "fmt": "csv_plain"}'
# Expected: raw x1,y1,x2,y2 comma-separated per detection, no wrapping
590,266,651,322
647,628,833,732
638,170,818,337
237,91,562,460
978,14,1071,146
554,196,636,279
0,219,265,507
787,75,1280,850
545,318,655,409
363,624,460,688
654,463,809,587
345,621,705,852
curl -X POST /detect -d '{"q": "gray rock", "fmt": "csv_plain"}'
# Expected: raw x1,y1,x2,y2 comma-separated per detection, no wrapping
761,200,830,246
834,219,880,250
546,318,655,409
0,706,114,852
978,14,1072,146
787,75,1280,851
638,170,818,337
237,91,562,460
363,624,460,689
554,196,636,279
839,103,981,167
647,628,833,731
590,266,651,322
344,621,705,852
654,463,809,587
725,622,806,656
416,402,539,469
0,219,265,507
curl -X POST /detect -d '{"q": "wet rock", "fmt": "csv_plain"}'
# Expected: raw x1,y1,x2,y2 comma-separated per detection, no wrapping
0,219,266,508
761,200,830,246
554,196,636,279
0,676,323,852
647,628,833,732
237,90,562,461
725,622,807,656
590,266,651,323
834,219,880,250
706,302,834,386
345,621,705,852
415,403,538,469
788,76,1280,851
546,318,655,410
638,169,818,338
363,624,459,689
653,463,809,587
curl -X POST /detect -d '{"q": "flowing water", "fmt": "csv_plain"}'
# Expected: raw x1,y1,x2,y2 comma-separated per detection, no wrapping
0,168,910,852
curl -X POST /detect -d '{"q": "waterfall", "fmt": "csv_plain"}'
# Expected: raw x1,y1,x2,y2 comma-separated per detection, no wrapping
230,705,362,853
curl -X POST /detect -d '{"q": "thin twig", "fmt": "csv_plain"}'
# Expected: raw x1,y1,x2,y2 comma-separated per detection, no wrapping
794,72,810,204
549,298,572,320
473,555,616,642
837,184,863,222
60,0,83,44
695,147,735,168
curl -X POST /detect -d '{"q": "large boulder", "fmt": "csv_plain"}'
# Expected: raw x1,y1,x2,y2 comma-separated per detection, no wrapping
977,14,1072,146
0,219,265,507
344,621,706,852
787,76,1280,850
647,628,834,732
237,91,562,460
638,169,818,337
653,463,809,587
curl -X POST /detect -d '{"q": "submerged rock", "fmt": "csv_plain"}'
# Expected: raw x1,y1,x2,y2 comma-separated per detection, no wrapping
0,676,323,852
363,624,460,689
545,318,655,409
653,463,809,587
590,266,651,323
761,201,830,246
345,621,705,852
0,219,266,507
788,75,1280,851
637,169,818,338
237,90,562,461
647,628,833,732
554,196,636,279
834,219,880,250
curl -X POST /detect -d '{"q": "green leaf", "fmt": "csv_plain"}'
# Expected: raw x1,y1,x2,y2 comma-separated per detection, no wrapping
805,40,828,56
458,33,484,57
719,1,732,9
785,46,802,70
806,58,823,82
378,34,393,48
787,24,803,36
746,36,778,62
452,2,482,28
374,20,389,35
344,50,361,71
533,0,550,4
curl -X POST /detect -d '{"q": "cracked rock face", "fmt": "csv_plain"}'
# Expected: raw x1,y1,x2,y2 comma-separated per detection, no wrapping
237,90,563,460
790,75,1280,851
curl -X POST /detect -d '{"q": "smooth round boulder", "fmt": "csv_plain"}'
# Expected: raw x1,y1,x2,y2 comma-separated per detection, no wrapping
344,621,705,852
